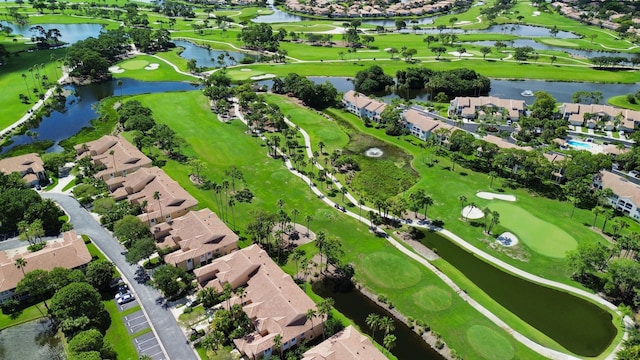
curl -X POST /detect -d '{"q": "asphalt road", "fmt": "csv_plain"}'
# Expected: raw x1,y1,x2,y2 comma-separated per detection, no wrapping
42,193,197,360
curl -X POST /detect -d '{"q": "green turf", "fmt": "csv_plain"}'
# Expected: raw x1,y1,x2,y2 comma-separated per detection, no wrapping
360,252,423,289
0,303,45,330
119,59,150,70
103,300,140,360
467,325,515,360
487,202,578,258
412,285,453,312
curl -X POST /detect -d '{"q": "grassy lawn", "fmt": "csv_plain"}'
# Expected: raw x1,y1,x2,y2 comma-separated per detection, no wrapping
0,303,45,330
482,201,578,258
103,300,140,360
123,90,579,359
607,95,640,111
113,55,196,82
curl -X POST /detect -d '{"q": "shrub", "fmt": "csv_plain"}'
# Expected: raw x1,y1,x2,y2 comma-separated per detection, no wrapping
377,294,387,303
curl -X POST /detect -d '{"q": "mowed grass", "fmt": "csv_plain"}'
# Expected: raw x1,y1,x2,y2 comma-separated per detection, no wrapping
226,68,268,81
113,55,195,82
125,90,545,359
467,325,515,360
103,300,140,359
487,201,578,258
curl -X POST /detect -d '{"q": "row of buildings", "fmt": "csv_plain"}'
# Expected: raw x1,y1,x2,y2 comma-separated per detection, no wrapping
284,0,463,18
343,91,640,220
77,136,386,359
552,1,640,36
0,152,48,187
344,90,640,132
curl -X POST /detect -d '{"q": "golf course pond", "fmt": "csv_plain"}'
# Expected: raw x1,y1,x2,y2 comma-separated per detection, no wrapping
418,229,616,356
0,319,64,360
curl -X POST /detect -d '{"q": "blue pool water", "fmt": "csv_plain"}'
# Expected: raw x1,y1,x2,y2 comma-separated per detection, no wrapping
567,140,593,149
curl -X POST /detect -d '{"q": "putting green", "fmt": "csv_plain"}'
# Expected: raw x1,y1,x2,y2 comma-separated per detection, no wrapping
227,69,265,81
489,202,577,258
467,325,514,360
413,285,452,312
120,59,150,70
540,39,579,47
360,252,422,289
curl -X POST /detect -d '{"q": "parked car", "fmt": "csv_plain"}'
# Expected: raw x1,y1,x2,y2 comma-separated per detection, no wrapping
117,292,135,305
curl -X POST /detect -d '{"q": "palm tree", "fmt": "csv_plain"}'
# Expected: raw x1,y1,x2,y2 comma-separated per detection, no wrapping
422,195,434,220
228,198,236,231
109,149,117,176
317,298,334,339
116,79,123,97
315,231,326,272
483,207,492,232
378,316,395,338
153,191,163,223
305,215,312,237
273,334,283,358
383,334,397,355
306,308,317,336
21,73,31,100
458,195,467,211
14,258,27,276
291,208,300,229
489,171,498,188
488,210,500,234
365,313,380,340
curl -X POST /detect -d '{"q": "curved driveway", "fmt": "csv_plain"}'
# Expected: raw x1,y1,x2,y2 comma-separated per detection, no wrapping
42,193,197,360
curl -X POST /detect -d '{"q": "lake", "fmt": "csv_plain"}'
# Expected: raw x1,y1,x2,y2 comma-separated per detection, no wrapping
1,79,200,154
0,22,104,44
0,319,64,360
419,230,616,356
172,40,257,68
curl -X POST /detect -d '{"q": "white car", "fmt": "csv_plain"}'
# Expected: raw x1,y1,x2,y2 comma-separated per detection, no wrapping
117,292,135,305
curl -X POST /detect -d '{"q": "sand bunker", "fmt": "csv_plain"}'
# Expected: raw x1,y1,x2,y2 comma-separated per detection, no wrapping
462,205,484,219
449,51,474,57
532,11,540,16
250,74,276,80
455,21,472,25
240,68,252,72
476,192,516,202
108,66,125,74
144,63,160,70
496,232,519,247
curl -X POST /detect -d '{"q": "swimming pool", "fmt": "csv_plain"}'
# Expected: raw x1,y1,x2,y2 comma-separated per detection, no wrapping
567,139,593,149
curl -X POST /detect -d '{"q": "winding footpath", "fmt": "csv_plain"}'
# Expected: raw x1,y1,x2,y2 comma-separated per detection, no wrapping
232,99,627,360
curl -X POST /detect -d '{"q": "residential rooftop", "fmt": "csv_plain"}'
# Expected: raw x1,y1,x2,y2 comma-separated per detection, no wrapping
302,325,386,360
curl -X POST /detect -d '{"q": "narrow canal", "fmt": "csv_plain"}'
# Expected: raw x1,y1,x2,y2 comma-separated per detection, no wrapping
313,280,445,360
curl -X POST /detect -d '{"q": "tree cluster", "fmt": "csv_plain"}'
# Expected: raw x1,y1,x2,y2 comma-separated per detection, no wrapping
122,100,184,158
238,23,279,52
271,73,338,110
395,67,491,99
0,172,64,236
65,29,129,79
354,65,395,94
113,215,156,264
150,264,193,299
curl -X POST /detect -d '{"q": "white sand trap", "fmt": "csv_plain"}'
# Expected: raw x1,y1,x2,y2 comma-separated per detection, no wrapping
532,11,540,16
144,63,160,70
476,192,516,202
250,74,276,80
108,66,125,74
497,232,519,247
462,205,484,219
449,51,474,57
240,68,252,72
455,21,472,25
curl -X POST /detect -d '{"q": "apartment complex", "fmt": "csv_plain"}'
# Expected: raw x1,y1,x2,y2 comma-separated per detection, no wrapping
0,153,47,187
75,135,152,180
302,325,386,360
194,245,323,359
342,90,387,123
0,230,91,302
593,171,640,220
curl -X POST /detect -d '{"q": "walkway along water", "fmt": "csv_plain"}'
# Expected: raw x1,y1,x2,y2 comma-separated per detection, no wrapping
231,98,628,360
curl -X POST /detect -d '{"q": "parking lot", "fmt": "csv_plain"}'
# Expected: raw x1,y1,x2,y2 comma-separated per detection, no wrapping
123,310,150,334
134,332,166,360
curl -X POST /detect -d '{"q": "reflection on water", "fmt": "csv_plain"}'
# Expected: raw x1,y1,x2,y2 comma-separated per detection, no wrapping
0,319,64,360
465,39,639,59
1,79,200,154
0,21,104,44
173,40,257,68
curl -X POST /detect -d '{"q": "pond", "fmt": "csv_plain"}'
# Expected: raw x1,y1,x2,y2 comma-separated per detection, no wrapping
418,230,616,356
464,39,639,60
313,280,444,360
1,79,200,154
0,319,64,360
172,40,257,68
258,76,639,104
0,22,104,45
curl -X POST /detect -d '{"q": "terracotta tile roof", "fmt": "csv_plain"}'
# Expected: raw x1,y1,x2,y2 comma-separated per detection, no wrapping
481,135,532,151
0,230,91,293
343,90,372,110
195,245,321,359
107,167,198,223
0,153,45,183
75,135,152,180
302,325,386,360
596,171,640,207
403,109,441,132
162,209,239,266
